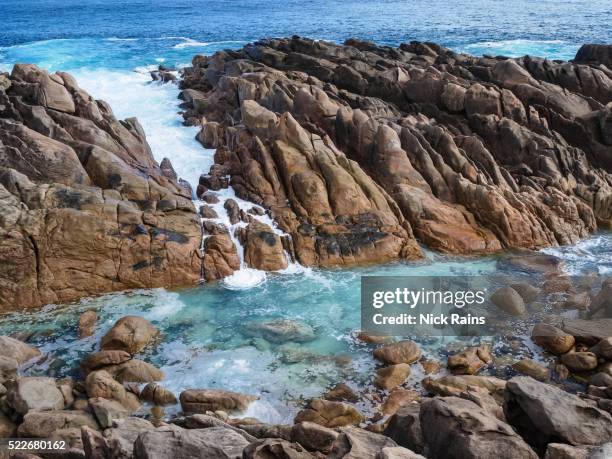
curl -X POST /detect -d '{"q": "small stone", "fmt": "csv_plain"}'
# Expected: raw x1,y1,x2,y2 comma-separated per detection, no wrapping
356,332,394,345
89,397,128,428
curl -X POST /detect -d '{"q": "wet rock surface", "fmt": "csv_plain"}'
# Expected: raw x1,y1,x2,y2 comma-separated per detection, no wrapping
0,64,202,311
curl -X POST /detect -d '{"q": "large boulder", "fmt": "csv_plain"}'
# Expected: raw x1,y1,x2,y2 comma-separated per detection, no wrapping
560,319,612,345
179,389,257,413
89,397,129,428
85,370,141,411
327,427,402,459
291,421,338,453
373,341,421,365
0,336,41,364
105,417,157,458
243,221,288,271
133,425,249,459
17,410,99,437
422,375,506,399
101,316,159,354
82,350,132,372
105,359,165,383
294,399,364,428
383,403,424,453
420,396,538,459
504,376,612,453
6,377,64,414
544,442,612,459
140,382,177,405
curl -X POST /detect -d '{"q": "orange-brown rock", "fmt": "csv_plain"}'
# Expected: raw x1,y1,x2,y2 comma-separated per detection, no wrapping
0,65,202,311
180,37,611,272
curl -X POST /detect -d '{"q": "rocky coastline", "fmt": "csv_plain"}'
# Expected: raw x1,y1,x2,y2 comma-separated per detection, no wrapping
0,37,611,458
0,279,611,458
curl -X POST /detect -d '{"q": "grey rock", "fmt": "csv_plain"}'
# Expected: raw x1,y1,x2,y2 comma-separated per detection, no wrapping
243,438,314,458
504,376,612,454
327,427,398,459
383,403,424,453
6,377,64,414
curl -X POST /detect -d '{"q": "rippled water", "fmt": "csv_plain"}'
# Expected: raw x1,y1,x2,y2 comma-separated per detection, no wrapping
1,0,611,423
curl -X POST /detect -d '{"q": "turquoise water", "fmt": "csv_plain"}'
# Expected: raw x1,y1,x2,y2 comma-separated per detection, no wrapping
1,0,611,422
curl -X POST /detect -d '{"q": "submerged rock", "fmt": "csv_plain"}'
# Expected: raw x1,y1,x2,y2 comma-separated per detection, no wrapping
243,319,316,344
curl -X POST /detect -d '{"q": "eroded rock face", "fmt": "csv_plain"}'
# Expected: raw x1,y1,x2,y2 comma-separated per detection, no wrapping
504,376,612,454
0,65,202,311
420,396,538,459
180,37,612,274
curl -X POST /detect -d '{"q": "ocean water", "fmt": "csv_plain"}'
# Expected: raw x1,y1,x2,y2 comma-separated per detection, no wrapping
1,0,611,422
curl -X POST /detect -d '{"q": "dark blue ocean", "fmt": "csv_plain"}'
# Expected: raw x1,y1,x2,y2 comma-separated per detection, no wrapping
0,0,611,423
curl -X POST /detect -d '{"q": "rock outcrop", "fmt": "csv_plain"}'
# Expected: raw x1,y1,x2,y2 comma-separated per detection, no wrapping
180,37,612,277
0,65,202,311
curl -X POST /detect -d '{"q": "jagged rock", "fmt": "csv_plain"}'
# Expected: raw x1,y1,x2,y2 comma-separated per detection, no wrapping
101,316,159,354
243,319,315,344
291,421,338,453
243,438,314,458
202,233,241,281
82,350,132,373
561,352,599,372
89,397,128,428
78,310,98,338
133,425,249,459
243,220,288,271
0,336,41,364
105,417,156,459
6,377,65,414
179,389,257,413
0,65,202,312
140,383,177,405
383,403,424,453
447,344,492,375
532,323,576,354
294,399,364,428
512,359,550,381
81,425,111,459
504,376,612,453
375,364,411,390
373,341,421,365
420,396,538,459
17,410,99,437
181,37,611,279
490,287,526,316
327,426,398,458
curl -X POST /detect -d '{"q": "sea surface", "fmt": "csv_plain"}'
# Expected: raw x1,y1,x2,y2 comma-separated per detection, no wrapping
1,0,611,422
